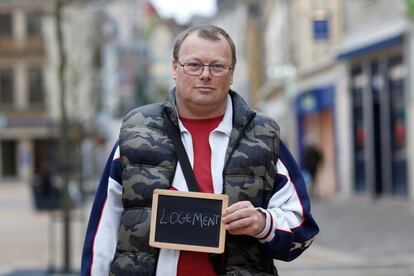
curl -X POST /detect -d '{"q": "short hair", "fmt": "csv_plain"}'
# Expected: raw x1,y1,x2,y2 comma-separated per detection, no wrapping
172,25,237,67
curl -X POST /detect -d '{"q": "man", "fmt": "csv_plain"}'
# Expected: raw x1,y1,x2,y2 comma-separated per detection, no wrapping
302,144,323,196
81,25,319,276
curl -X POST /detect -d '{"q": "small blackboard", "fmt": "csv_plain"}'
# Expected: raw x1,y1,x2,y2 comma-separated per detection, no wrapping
149,189,228,253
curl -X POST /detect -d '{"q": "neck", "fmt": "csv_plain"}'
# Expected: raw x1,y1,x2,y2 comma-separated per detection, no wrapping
176,98,227,119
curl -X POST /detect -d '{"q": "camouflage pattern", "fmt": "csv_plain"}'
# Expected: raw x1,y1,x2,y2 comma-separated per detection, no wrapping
224,235,278,275
224,266,277,276
224,94,280,208
109,251,157,276
111,89,280,275
222,92,280,275
111,101,177,275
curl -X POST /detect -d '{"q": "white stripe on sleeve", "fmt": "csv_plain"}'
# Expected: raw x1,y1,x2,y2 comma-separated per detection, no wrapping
261,158,305,242
90,172,123,275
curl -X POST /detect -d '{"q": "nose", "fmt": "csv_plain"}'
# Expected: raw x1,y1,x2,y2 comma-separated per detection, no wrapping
199,65,212,78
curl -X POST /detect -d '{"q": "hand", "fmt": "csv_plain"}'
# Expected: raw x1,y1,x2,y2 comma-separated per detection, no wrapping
222,201,266,236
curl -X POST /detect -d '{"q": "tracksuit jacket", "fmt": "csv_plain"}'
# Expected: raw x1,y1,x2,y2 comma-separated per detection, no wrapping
81,90,319,275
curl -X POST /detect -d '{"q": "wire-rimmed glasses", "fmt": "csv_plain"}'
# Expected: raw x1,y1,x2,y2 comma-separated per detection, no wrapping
176,61,232,77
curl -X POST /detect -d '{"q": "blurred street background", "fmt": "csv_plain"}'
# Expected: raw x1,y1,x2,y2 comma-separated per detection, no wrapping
1,0,414,275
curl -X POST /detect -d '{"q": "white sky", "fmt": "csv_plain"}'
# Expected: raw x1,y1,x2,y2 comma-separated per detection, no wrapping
149,0,216,24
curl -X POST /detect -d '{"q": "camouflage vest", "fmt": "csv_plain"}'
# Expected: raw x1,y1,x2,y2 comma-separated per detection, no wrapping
110,90,280,276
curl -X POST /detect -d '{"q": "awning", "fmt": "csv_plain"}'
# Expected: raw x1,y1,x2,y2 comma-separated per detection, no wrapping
336,18,408,60
296,85,335,115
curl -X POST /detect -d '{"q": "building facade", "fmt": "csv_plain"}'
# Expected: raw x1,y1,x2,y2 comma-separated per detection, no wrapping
0,0,54,183
97,0,177,149
336,0,414,200
0,0,102,184
259,0,344,198
259,0,414,201
209,0,265,105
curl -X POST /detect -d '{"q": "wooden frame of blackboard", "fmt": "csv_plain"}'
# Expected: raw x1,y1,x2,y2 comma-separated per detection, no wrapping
149,189,228,253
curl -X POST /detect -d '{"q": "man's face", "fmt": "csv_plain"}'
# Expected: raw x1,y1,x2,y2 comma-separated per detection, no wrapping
172,33,234,119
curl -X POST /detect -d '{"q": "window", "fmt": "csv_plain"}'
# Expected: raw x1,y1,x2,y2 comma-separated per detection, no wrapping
313,19,329,41
28,67,44,107
0,68,14,106
0,13,12,37
26,12,42,37
1,140,17,177
350,65,366,192
312,9,330,41
34,139,58,175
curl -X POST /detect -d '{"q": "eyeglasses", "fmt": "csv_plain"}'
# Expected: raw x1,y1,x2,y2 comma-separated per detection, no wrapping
176,61,232,77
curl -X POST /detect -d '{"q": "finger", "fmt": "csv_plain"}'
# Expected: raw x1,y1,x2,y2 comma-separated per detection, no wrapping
224,210,265,236
225,216,253,231
223,201,253,217
228,226,255,236
225,210,262,230
226,219,260,236
222,207,255,224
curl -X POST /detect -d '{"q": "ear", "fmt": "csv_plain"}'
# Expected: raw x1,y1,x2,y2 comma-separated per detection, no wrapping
229,69,234,85
172,60,177,80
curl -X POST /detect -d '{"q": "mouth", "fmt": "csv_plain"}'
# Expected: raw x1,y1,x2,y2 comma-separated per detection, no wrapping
195,86,215,92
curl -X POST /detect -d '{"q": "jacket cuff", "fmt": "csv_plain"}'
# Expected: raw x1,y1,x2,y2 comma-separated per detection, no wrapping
254,208,273,242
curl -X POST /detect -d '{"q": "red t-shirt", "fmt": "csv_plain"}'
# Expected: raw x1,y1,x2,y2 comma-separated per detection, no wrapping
176,114,224,276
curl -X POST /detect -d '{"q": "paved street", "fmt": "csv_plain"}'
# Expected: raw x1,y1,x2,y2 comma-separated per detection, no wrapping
0,182,87,276
277,196,414,276
1,182,414,275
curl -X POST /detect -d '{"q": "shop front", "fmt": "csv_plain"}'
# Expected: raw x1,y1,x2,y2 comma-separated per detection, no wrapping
339,30,408,198
296,85,336,197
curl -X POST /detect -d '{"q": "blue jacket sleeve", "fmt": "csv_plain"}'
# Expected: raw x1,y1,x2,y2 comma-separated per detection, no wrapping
260,140,319,261
81,142,119,275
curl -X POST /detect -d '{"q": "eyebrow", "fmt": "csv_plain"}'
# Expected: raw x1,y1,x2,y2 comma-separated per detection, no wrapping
182,57,229,64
